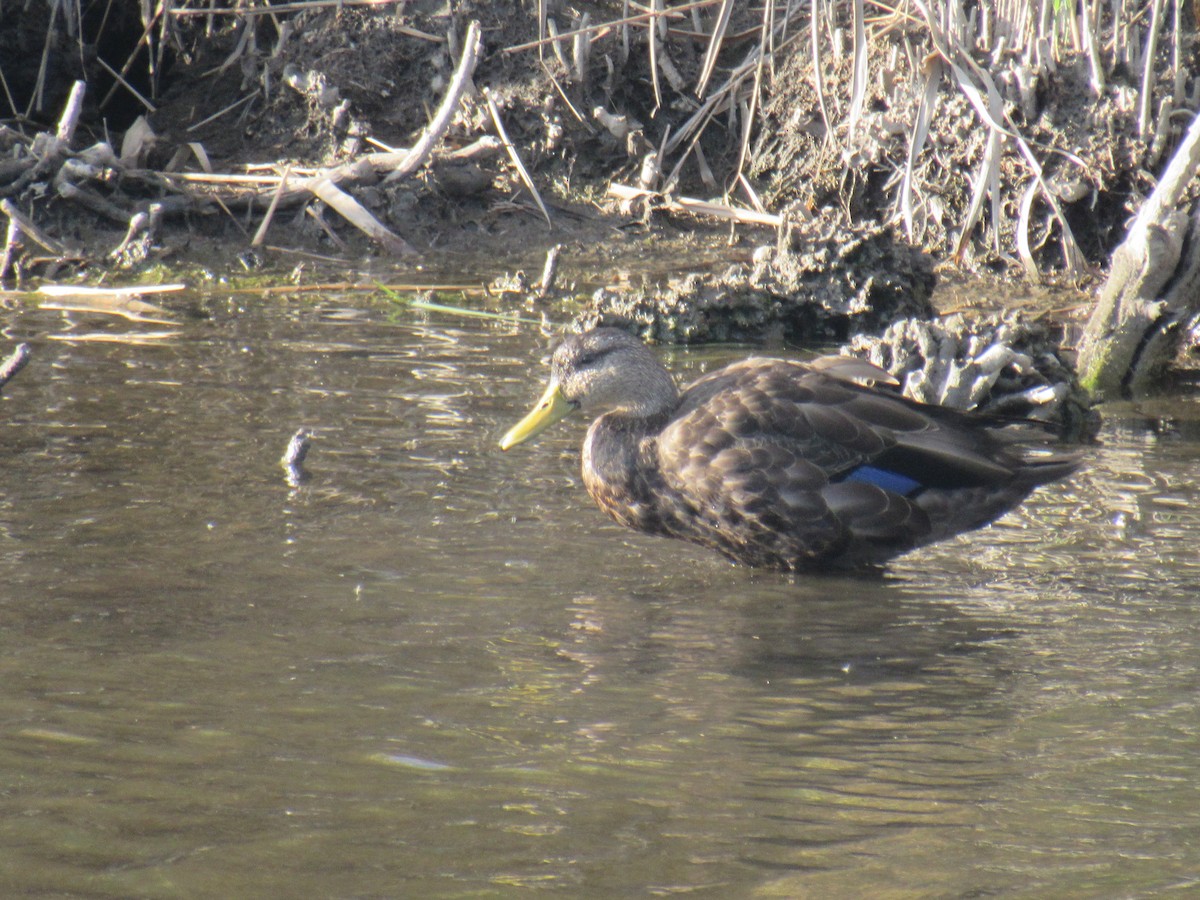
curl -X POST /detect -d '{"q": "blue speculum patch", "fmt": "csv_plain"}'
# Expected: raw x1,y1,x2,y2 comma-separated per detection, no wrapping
842,465,923,496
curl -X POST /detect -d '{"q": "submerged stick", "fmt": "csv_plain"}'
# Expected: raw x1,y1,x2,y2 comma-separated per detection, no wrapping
281,428,312,468
281,428,313,487
0,343,30,393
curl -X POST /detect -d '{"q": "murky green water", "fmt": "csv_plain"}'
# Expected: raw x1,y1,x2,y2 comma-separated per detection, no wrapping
1,292,1199,897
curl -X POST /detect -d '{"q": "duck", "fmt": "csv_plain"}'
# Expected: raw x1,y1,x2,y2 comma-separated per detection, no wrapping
500,328,1080,571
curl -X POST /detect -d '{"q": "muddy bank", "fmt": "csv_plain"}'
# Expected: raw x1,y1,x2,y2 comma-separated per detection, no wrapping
575,220,935,345
2,1,1198,420
5,2,1193,274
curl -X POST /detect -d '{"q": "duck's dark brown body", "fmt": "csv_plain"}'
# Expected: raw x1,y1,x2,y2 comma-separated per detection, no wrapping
503,329,1080,571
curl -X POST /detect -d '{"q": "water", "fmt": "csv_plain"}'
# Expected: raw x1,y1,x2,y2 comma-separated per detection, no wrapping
1,293,1199,897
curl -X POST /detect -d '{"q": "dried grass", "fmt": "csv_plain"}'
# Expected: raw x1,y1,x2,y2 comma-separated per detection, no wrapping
2,0,1196,277
512,0,1194,274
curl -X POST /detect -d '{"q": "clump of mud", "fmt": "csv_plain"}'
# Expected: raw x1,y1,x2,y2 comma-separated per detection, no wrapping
576,221,934,344
846,313,1099,438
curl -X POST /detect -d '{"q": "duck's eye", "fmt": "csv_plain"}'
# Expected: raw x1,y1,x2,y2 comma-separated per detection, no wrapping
575,346,613,369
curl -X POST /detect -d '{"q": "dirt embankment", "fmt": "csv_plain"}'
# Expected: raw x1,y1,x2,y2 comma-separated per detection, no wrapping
2,2,1197,426
4,2,1192,273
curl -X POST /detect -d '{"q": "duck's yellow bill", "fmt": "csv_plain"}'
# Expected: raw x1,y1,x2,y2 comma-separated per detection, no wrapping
499,380,576,450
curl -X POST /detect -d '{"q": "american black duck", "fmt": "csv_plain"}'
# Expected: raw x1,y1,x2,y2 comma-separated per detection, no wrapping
500,328,1080,571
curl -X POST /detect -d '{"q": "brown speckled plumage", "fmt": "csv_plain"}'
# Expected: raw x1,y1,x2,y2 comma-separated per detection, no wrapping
505,328,1081,571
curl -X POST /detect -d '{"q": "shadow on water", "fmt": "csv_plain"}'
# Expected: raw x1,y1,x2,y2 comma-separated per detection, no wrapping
0,295,1198,896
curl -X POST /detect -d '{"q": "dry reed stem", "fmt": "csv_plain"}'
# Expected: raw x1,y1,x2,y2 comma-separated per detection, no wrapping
169,0,418,19
94,56,157,115
696,0,735,99
506,0,720,55
648,0,663,110
98,1,166,111
485,89,552,230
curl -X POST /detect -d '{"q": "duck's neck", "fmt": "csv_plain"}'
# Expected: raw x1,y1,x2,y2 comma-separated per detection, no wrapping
608,362,679,420
582,412,668,533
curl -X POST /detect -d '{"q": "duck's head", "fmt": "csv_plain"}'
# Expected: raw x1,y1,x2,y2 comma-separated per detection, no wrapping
500,328,678,450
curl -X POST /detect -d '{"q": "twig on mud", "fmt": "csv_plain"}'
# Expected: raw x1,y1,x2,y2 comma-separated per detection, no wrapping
166,169,321,184
647,0,662,110
94,55,157,115
536,0,548,61
0,343,30,394
544,19,569,68
952,84,1004,264
536,245,562,299
484,90,552,230
1015,180,1041,279
446,136,503,161
663,5,803,178
186,91,260,133
732,0,773,191
1,199,68,256
309,177,415,255
57,182,130,224
1080,0,1105,96
251,166,292,247
608,183,782,227
573,11,592,85
385,20,482,183
538,62,593,129
171,152,413,250
662,42,763,187
0,218,20,282
56,80,87,146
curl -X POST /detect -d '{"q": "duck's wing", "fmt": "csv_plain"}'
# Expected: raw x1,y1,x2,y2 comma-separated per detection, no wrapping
656,358,1077,565
656,359,937,561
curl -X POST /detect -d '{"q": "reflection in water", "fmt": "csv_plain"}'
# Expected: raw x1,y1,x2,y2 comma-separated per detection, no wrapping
0,299,1198,896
